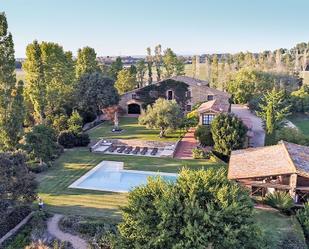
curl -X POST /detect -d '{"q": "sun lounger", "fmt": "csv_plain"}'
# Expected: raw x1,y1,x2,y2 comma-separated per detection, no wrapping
151,147,158,156
140,147,148,155
132,146,140,154
117,146,126,153
109,146,117,152
124,146,133,154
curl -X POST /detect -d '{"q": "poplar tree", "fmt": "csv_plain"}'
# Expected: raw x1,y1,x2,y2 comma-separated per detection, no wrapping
146,47,153,84
154,44,162,81
109,56,123,80
23,40,46,123
75,46,99,79
136,59,146,87
0,12,24,150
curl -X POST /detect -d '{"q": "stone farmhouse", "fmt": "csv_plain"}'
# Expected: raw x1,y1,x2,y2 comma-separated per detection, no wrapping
118,76,230,116
228,141,309,203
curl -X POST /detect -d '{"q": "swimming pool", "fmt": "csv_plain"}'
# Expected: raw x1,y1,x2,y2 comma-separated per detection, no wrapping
69,161,177,193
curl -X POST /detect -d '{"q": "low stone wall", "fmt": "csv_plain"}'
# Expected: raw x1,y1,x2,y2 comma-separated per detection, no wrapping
0,212,33,246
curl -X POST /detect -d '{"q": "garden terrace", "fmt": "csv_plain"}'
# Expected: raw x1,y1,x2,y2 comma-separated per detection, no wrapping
88,117,186,142
37,148,224,218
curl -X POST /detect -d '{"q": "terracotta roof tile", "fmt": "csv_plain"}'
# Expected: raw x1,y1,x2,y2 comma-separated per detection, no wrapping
228,141,309,179
198,98,230,113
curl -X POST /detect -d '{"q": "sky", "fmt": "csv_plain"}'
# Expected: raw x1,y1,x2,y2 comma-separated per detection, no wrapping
1,0,309,57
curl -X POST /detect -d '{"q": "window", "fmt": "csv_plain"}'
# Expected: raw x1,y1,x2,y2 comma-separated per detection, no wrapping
202,114,215,125
167,90,173,100
186,90,191,98
207,95,214,101
186,105,192,111
132,93,137,99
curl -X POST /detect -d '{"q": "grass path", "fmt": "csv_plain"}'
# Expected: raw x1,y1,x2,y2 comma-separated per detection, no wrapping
37,148,224,218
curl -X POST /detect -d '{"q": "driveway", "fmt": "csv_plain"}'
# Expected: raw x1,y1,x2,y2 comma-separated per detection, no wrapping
231,104,265,147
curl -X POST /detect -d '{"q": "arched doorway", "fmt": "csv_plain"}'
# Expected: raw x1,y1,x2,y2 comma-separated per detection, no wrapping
128,103,141,114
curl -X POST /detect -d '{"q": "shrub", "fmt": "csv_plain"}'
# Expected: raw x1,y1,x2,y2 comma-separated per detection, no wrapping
192,148,210,159
115,168,263,249
58,130,76,148
211,113,248,156
277,231,307,249
0,205,32,237
75,133,90,147
265,191,294,213
297,202,309,241
27,161,48,173
275,127,309,146
194,125,214,146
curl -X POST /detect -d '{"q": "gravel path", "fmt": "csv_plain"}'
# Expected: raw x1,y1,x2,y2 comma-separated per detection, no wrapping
47,214,88,249
231,104,265,147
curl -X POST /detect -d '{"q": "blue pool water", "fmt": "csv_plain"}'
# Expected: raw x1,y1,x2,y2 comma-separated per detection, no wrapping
70,167,177,193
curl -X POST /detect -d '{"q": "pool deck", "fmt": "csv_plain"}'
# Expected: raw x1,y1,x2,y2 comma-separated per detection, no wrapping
68,160,177,193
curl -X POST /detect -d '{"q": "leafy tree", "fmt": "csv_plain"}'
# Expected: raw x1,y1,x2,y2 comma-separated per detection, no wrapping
274,127,309,146
23,40,46,123
116,168,263,249
136,59,147,87
290,85,309,113
0,152,37,220
6,80,25,149
163,48,185,78
109,57,123,80
257,89,290,135
297,202,309,241
75,46,99,79
210,54,219,88
194,125,214,146
24,124,58,165
52,114,68,133
0,12,25,150
76,72,119,116
40,42,75,118
67,110,83,134
24,41,76,124
115,69,136,94
211,113,248,156
227,68,274,104
139,98,182,137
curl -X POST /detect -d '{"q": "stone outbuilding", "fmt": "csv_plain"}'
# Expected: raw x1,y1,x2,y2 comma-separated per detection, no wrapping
118,76,230,115
228,141,309,203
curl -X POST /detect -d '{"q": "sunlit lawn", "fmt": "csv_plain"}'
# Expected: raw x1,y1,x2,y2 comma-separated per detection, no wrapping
88,117,186,142
37,148,224,218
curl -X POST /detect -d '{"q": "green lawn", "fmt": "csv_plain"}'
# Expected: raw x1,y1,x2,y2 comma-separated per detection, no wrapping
289,114,309,136
254,209,306,247
88,117,186,142
37,148,224,218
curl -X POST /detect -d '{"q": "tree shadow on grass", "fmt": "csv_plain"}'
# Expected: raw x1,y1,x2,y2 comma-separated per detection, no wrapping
44,203,123,220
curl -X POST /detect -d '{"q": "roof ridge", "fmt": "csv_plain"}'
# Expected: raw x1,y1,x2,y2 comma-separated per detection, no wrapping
279,140,297,173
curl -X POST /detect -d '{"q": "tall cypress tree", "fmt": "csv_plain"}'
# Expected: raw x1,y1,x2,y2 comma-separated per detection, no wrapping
0,12,24,150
